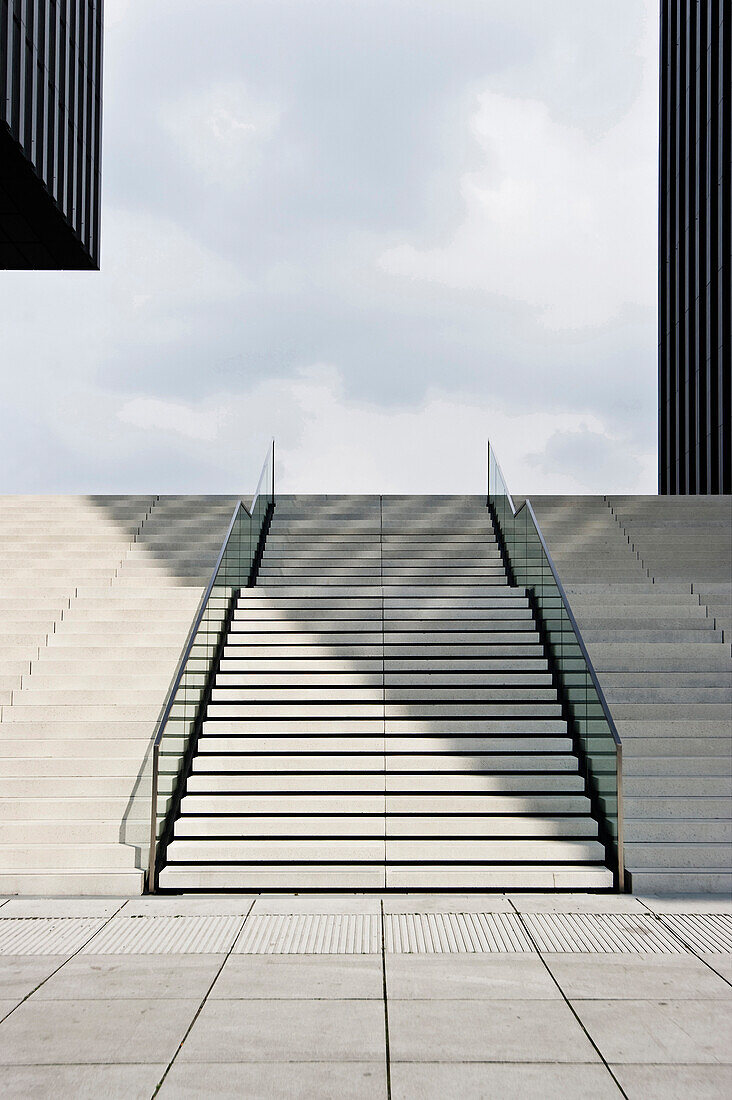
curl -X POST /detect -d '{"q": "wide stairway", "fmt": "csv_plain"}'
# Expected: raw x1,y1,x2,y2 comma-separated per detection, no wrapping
159,496,613,891
531,495,732,895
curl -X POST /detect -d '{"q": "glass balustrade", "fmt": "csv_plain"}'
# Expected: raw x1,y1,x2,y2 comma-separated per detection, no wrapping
488,442,624,889
127,441,275,891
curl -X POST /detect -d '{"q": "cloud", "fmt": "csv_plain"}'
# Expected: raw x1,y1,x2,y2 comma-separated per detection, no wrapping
527,426,655,492
62,363,654,496
380,65,657,330
158,82,280,189
0,0,659,495
118,397,220,441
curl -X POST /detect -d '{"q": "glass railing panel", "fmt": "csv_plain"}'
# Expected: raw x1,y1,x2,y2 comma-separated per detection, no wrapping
488,440,624,887
138,440,275,889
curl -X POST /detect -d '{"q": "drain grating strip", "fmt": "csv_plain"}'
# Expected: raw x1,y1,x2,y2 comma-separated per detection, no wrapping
384,912,533,953
235,913,381,954
656,913,732,954
0,918,106,955
82,915,243,954
522,912,686,953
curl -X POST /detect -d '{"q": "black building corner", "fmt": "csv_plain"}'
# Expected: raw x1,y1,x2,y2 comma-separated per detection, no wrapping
0,0,103,270
659,0,731,495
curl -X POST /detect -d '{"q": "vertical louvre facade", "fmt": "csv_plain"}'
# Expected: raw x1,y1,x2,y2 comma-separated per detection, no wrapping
0,0,103,269
659,0,731,494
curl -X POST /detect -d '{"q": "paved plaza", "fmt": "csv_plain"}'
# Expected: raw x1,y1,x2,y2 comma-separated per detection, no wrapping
0,892,730,1099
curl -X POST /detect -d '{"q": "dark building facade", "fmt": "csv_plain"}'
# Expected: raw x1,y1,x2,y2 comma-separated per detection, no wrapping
0,0,103,269
659,0,730,494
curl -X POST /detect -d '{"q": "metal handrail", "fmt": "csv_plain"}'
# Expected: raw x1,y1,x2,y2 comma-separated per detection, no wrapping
146,439,275,889
487,440,624,889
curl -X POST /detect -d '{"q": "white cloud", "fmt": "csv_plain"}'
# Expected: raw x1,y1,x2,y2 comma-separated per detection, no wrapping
380,12,658,330
104,0,135,29
118,397,220,442
0,1,659,495
158,82,280,187
106,364,655,495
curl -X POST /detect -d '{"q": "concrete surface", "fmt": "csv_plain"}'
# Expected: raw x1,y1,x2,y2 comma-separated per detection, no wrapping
0,892,730,1099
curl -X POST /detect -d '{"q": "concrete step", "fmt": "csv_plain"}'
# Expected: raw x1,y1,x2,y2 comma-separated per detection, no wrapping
208,686,557,703
202,718,569,734
0,797,148,821
222,645,545,659
625,796,732,818
0,871,145,895
623,842,732,869
165,837,605,863
626,870,732,895
0,756,153,777
625,820,731,843
180,793,594,814
157,865,613,890
197,735,573,754
213,671,552,686
219,658,549,673
223,633,541,648
204,703,563,719
191,752,580,774
583,628,723,643
623,755,732,776
0,844,138,870
185,773,586,793
0,738,151,759
173,814,597,838
8,689,169,706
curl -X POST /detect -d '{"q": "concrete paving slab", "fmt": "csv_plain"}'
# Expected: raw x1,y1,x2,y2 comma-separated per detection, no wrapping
509,893,646,913
0,917,107,955
572,999,732,1063
0,999,22,1022
0,1063,167,1100
382,893,514,913
0,955,66,1002
250,896,381,915
159,1061,387,1099
702,954,732,982
611,1063,732,1099
385,954,560,1000
35,954,224,1000
544,953,732,999
0,899,125,918
211,954,383,999
388,998,599,1063
121,896,257,917
638,895,732,914
0,997,199,1064
179,998,385,1063
82,914,243,954
390,1062,623,1099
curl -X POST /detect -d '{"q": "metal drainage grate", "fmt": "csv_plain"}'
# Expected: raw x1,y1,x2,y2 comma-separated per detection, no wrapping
655,913,732,954
82,915,244,954
235,913,381,954
384,912,533,953
0,918,105,955
521,912,686,953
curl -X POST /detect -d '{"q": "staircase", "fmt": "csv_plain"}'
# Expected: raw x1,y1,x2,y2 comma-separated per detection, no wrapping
531,495,732,895
159,495,614,891
0,495,237,894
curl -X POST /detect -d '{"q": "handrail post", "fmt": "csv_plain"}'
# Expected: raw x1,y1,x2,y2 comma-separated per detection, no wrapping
147,744,160,893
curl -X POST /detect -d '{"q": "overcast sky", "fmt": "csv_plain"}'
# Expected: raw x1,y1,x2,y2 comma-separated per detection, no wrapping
1,0,660,496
